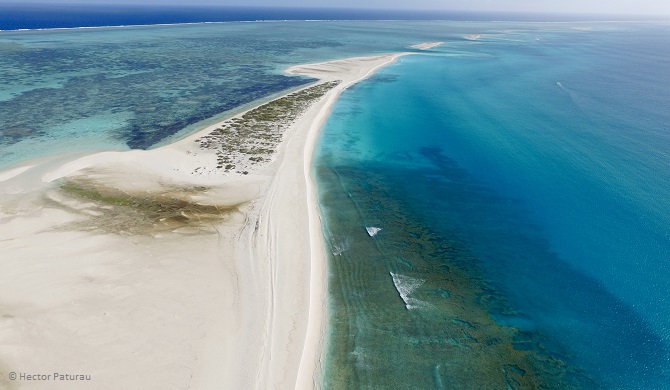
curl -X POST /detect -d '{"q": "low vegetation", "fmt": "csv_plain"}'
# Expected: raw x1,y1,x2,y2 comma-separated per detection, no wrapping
194,80,341,174
57,179,234,235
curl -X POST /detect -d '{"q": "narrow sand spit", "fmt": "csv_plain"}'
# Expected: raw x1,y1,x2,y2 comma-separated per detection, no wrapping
410,41,443,50
0,51,412,389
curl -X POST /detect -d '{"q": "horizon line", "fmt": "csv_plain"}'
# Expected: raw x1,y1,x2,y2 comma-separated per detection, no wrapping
1,18,669,34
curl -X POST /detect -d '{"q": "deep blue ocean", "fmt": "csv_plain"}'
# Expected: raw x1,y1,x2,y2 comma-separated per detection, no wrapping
1,8,669,388
0,4,635,31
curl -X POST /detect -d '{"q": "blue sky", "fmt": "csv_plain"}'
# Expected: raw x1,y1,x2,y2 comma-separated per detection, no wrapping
3,0,669,15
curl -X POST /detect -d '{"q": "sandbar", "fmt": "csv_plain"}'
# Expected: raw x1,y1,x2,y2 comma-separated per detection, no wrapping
411,41,443,50
0,50,418,389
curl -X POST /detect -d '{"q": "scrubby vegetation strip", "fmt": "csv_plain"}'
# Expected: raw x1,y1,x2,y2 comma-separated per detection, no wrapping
194,80,341,174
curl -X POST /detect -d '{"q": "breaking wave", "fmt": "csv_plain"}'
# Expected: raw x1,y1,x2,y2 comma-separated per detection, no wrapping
390,272,431,310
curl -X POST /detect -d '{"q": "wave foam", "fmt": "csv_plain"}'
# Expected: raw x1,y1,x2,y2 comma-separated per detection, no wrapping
331,236,350,256
390,272,430,310
365,226,382,237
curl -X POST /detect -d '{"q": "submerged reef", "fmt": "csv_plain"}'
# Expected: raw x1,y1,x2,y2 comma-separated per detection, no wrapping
318,163,595,389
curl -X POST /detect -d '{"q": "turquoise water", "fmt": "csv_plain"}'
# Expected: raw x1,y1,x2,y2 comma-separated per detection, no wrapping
0,21,456,169
3,20,670,388
316,23,670,388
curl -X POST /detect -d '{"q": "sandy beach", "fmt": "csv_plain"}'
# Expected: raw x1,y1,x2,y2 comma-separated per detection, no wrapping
0,50,418,389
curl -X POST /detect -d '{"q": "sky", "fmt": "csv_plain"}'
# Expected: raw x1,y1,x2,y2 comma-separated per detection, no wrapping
3,0,670,16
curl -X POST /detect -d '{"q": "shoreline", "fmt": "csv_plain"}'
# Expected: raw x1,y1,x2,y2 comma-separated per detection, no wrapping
0,49,425,389
290,53,410,388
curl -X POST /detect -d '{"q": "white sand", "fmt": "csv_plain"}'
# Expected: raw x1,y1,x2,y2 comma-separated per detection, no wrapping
465,34,483,40
410,41,443,50
0,52,410,389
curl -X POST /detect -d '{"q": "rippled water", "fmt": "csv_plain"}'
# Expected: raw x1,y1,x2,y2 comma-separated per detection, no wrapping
315,23,670,388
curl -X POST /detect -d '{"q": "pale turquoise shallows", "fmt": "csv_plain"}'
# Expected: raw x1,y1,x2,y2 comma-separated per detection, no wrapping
2,20,670,389
0,21,454,168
